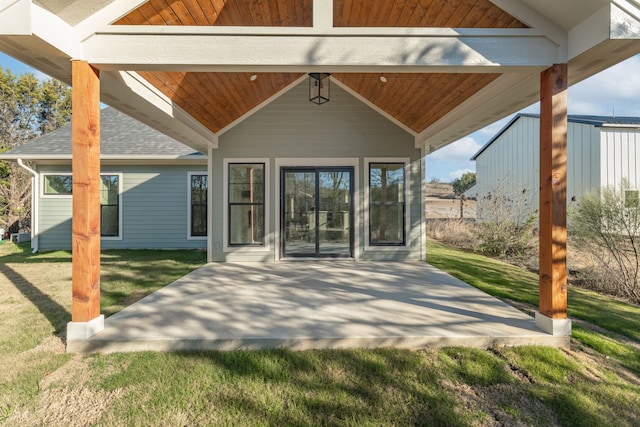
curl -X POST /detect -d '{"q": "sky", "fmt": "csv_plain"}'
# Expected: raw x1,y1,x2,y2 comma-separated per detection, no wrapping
3,51,640,183
426,54,640,182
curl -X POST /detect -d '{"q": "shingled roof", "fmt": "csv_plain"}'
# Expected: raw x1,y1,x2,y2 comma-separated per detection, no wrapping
470,113,640,160
0,107,206,160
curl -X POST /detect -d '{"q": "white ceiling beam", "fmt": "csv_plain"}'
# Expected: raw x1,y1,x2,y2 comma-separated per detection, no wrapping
83,29,561,72
313,0,333,31
74,0,149,41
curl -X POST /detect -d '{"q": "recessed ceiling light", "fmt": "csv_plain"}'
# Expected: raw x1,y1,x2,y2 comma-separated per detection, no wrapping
380,76,387,83
250,74,258,81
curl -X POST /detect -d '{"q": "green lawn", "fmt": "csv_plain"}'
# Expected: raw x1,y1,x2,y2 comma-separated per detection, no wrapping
1,241,639,426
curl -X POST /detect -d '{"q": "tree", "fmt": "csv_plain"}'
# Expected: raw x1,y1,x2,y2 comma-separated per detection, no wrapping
452,172,476,195
451,172,476,219
0,66,71,235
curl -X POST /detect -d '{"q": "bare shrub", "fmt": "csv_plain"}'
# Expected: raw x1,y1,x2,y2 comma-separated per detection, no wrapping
569,181,640,304
426,219,477,249
474,184,538,261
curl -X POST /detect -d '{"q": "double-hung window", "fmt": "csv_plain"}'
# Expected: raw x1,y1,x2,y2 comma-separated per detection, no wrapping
100,175,120,237
228,163,265,246
189,173,208,237
369,162,406,246
42,173,121,238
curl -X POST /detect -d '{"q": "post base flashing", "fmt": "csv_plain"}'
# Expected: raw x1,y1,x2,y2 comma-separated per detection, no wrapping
535,311,571,336
67,315,105,341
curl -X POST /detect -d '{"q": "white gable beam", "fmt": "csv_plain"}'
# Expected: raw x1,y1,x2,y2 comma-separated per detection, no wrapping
83,28,562,72
313,0,333,31
74,0,149,41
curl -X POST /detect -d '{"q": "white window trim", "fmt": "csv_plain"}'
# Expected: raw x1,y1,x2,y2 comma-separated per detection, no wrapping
187,171,208,241
275,157,360,261
41,172,123,240
364,157,411,251
41,172,72,198
100,172,123,241
223,158,270,253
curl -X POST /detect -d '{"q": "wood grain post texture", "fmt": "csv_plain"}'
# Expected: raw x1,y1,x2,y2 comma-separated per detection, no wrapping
539,64,568,319
71,61,101,322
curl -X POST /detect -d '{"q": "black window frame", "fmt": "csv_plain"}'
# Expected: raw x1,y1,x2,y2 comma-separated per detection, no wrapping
228,162,266,246
369,162,406,246
100,174,120,238
190,174,208,237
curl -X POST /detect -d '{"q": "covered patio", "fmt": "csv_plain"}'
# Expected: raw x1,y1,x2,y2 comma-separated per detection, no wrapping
3,0,640,351
67,262,566,353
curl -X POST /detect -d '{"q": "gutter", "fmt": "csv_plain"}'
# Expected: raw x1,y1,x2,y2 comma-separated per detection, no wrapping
16,159,39,253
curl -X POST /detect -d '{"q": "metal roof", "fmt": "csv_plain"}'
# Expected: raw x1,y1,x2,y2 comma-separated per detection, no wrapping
0,107,206,161
470,113,640,160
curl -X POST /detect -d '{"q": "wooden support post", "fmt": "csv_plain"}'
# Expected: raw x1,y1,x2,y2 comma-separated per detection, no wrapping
539,64,568,320
71,60,101,323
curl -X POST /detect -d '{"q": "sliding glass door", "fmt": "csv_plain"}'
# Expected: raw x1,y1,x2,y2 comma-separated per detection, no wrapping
282,167,353,258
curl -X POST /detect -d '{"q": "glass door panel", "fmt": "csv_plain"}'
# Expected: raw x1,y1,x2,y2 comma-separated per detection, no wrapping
318,171,351,256
282,167,353,258
283,170,316,256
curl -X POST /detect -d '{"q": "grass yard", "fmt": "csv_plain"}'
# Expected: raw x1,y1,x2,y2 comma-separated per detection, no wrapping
1,240,639,426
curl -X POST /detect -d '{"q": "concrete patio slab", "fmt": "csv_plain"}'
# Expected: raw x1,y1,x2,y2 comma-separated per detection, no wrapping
67,262,569,353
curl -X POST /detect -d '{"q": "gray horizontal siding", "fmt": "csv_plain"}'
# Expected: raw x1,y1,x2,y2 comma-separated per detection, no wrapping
36,164,207,251
214,81,422,262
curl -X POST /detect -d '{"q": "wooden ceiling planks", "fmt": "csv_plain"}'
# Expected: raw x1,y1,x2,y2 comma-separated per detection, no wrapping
333,0,527,28
115,0,313,26
112,1,524,135
332,73,501,133
138,71,304,132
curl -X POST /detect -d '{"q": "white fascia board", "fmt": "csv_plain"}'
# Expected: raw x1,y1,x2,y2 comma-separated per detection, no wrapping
100,70,216,153
0,154,207,161
0,0,31,35
83,28,561,72
569,2,640,60
74,0,149,41
415,72,540,150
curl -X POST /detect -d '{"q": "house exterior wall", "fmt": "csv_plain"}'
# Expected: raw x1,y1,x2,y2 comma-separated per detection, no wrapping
474,116,601,218
36,164,207,250
210,81,422,262
600,128,640,189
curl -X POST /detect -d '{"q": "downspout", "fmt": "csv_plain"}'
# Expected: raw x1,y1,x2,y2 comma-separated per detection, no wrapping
16,159,39,253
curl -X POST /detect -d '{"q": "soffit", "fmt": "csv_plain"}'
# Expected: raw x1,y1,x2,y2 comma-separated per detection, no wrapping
520,0,610,30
